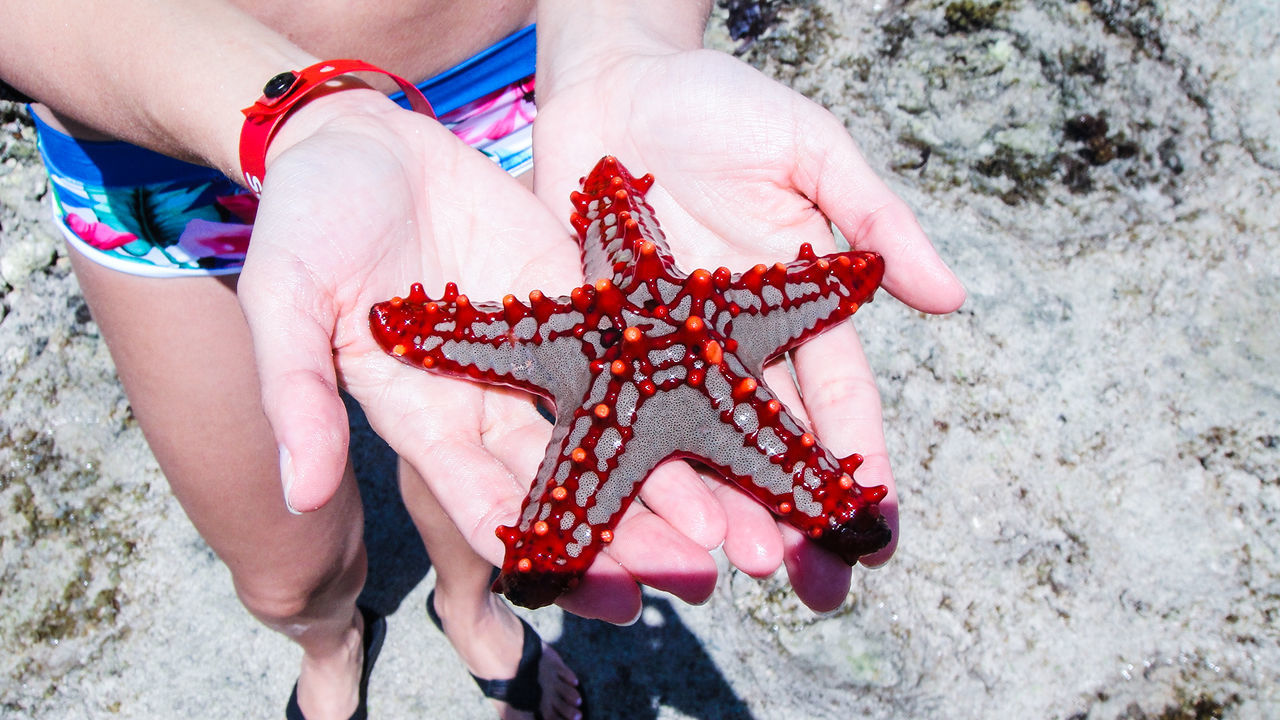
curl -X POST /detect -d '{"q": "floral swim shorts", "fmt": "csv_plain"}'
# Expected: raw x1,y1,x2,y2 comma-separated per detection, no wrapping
33,25,537,278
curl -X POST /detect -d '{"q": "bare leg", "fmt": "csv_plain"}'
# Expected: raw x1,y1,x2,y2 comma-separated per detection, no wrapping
398,459,583,719
71,251,368,720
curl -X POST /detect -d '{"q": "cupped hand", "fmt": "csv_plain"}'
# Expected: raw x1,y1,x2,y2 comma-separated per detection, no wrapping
533,45,965,610
236,90,722,621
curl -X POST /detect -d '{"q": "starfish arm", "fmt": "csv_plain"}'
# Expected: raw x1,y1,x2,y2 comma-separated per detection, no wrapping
369,282,589,399
721,247,885,371
493,375,682,609
681,365,891,564
570,156,678,286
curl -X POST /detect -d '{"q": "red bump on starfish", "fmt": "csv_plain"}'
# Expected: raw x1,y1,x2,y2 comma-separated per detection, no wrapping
687,268,713,295
839,453,865,474
369,156,889,609
733,377,759,401
704,340,724,365
862,484,889,503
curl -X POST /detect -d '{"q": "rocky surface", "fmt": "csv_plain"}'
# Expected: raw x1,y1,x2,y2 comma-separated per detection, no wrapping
2,1,1277,718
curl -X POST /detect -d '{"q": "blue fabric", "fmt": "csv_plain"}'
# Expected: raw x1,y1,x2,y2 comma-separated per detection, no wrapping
31,110,222,187
390,24,535,115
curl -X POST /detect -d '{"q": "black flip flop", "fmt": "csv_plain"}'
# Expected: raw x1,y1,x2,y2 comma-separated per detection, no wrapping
426,589,548,718
285,605,387,720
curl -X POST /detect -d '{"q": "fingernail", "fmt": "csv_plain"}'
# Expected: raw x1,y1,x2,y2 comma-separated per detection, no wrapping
279,444,301,515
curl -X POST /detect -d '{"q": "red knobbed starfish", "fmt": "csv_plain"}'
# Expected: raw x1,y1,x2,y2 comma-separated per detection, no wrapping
370,156,890,609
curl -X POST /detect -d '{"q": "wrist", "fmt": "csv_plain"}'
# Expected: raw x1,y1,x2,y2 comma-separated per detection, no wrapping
257,85,397,170
535,0,712,96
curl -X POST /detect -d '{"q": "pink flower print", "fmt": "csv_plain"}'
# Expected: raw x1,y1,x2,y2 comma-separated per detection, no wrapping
216,193,259,224
446,83,536,145
65,210,138,250
175,219,252,260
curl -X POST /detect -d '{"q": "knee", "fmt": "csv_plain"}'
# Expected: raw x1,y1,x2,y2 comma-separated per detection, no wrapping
233,546,367,628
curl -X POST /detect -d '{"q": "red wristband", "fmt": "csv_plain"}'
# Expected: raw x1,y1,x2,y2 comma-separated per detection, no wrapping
239,59,435,194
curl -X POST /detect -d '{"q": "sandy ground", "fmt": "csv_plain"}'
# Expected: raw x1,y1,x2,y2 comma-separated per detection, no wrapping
2,2,1278,719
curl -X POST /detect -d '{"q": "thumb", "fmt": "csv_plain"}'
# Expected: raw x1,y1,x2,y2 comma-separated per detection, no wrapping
238,260,350,513
793,108,966,314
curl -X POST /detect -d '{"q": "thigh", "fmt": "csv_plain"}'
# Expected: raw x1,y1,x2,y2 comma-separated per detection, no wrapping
70,250,363,584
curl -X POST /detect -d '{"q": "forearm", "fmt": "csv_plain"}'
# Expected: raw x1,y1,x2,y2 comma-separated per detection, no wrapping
0,0,315,178
535,0,713,96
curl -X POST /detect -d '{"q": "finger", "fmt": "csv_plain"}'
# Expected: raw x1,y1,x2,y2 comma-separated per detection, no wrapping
410,438,526,566
604,507,719,605
347,359,536,562
792,108,965,314
781,523,853,613
557,554,644,624
636,459,728,551
238,258,350,514
790,321,900,563
709,476,784,577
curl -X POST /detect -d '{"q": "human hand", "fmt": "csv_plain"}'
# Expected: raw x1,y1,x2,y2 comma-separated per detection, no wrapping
236,90,725,622
532,32,965,611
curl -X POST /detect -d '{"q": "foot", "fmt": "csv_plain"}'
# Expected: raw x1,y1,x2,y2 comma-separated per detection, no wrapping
291,608,366,720
430,589,583,720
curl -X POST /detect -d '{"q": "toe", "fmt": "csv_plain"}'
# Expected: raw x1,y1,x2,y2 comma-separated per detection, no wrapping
539,644,583,719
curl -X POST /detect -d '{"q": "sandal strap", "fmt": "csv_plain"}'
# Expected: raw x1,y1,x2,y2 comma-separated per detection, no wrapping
426,589,544,714
470,617,543,712
351,606,386,720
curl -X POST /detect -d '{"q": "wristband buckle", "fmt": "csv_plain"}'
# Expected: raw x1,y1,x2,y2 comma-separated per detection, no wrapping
239,59,435,194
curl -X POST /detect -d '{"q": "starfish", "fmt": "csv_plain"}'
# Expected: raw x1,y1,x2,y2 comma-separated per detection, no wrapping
370,156,890,609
